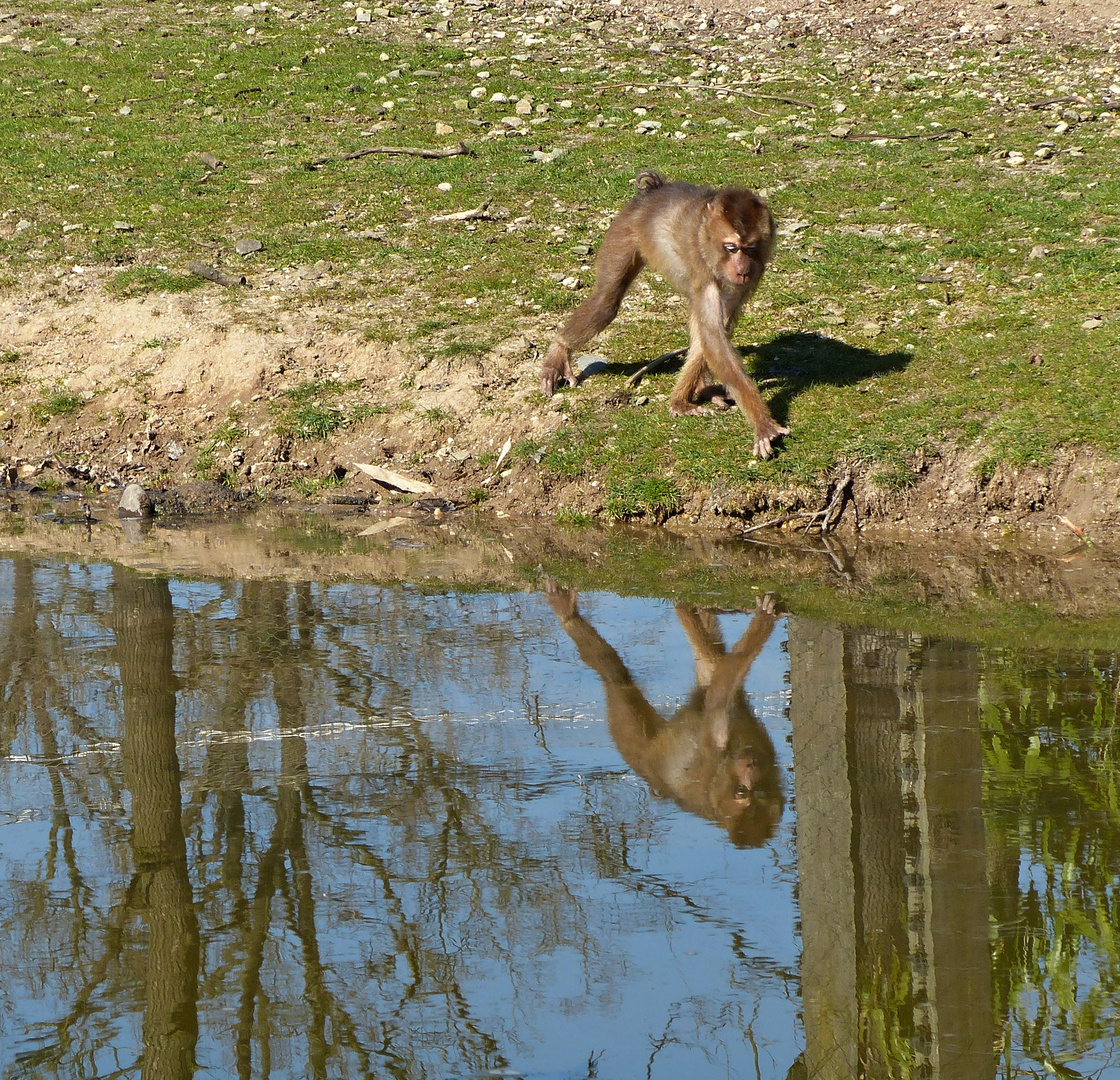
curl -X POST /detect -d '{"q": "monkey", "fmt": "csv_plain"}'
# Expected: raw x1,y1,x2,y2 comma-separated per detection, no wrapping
540,171,788,459
545,581,785,848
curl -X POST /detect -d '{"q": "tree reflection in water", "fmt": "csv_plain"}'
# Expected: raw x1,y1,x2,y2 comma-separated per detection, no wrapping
0,556,1119,1079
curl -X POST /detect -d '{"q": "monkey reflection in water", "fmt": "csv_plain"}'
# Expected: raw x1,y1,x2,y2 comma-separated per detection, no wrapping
545,583,784,847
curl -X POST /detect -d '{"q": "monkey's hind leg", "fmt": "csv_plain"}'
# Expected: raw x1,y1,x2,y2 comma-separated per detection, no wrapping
541,245,645,396
667,341,712,417
668,340,733,415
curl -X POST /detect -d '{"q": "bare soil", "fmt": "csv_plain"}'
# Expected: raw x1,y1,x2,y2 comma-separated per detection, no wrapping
3,0,1119,547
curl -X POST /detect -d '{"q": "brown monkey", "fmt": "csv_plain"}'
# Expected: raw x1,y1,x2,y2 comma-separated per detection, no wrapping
545,582,784,848
541,171,788,459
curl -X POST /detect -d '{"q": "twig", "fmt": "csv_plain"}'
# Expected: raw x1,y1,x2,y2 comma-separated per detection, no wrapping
430,199,492,223
1057,515,1093,545
838,128,970,141
740,512,803,535
304,141,472,169
186,261,248,287
817,472,852,534
585,80,819,108
1027,95,1078,109
626,347,686,389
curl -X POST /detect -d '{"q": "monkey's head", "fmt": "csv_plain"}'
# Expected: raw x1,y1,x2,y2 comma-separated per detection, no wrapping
708,710,785,848
704,189,775,291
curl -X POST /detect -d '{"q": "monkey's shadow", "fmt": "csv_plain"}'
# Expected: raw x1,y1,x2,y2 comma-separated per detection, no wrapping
614,332,912,429
743,332,912,427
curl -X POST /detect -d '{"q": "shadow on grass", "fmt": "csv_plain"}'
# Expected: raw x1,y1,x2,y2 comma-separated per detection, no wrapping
600,332,911,428
742,331,913,428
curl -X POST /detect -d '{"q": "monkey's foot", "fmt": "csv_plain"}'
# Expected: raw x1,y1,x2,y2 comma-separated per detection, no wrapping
668,399,711,417
541,343,578,396
543,578,580,620
696,385,734,411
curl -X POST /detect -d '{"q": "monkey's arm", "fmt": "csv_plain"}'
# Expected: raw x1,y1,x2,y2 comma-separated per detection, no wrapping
691,286,788,459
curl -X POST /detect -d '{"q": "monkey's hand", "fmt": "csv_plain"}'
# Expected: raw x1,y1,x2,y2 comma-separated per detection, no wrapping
752,420,790,460
541,342,578,396
755,592,780,617
543,578,580,621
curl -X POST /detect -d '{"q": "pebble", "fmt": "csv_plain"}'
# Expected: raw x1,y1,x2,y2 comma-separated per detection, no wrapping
235,237,263,255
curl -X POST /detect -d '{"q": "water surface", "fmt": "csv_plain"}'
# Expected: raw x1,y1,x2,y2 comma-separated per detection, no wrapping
0,554,1118,1079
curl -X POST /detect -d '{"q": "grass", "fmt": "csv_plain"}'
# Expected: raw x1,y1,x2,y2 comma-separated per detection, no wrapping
31,389,84,424
271,379,364,440
2,0,1118,505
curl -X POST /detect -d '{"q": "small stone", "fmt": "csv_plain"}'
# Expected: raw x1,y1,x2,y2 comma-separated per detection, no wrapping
113,221,134,232
561,276,581,289
576,353,609,376
235,237,263,255
635,119,662,134
118,483,153,517
355,7,372,21
1081,316,1104,329
434,121,454,136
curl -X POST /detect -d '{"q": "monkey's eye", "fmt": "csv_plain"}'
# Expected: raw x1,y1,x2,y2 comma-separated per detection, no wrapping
723,243,740,254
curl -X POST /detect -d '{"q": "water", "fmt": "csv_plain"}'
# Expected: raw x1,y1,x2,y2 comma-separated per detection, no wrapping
0,551,1118,1079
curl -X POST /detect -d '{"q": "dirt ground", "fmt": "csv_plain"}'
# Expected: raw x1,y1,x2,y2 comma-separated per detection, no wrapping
3,0,1119,545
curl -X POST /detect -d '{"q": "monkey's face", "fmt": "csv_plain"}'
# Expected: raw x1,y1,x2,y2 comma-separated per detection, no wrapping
717,236,765,288
706,191,773,292
710,734,784,847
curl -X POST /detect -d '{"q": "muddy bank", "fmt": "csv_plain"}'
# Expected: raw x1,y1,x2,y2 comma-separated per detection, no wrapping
4,490,1120,647
3,272,1120,545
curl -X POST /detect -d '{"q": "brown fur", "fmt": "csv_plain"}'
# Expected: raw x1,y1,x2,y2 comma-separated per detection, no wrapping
541,171,787,458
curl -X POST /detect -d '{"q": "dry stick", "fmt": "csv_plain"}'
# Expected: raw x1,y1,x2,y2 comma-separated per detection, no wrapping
430,200,492,223
186,261,248,287
626,348,687,389
587,81,819,108
1027,96,1079,109
818,472,853,535
304,141,472,169
839,128,970,141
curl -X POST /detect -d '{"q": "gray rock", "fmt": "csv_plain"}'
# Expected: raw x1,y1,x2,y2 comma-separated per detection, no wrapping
118,483,153,517
235,237,263,255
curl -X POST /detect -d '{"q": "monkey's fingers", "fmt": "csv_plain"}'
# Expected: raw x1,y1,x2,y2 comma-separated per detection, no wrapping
752,425,790,460
541,343,578,396
543,578,580,620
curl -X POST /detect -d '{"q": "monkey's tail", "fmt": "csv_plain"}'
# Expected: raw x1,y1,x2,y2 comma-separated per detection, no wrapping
635,170,665,192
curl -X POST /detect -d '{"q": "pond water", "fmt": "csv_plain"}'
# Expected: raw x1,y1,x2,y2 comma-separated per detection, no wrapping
0,551,1118,1079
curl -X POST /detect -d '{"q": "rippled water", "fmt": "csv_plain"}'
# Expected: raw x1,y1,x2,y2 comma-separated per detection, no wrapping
0,553,1118,1079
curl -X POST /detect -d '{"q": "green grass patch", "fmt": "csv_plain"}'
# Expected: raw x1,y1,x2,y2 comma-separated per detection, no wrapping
105,267,204,299
31,389,84,424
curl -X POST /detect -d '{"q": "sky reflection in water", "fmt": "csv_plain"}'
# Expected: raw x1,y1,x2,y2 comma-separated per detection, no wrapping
0,556,1118,1079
